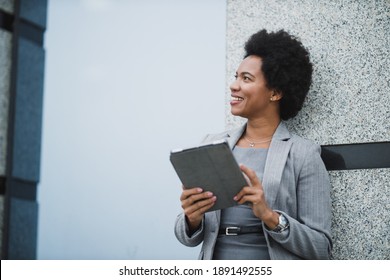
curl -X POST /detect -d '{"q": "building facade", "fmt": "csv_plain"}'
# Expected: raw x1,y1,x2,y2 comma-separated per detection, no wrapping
0,0,47,259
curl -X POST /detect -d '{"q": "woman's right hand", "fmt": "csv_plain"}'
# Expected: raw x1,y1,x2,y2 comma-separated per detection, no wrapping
180,187,217,231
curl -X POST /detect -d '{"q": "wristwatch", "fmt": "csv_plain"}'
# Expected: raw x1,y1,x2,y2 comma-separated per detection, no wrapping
272,214,289,233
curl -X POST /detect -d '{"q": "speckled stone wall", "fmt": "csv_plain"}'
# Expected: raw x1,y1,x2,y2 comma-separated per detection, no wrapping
226,0,390,259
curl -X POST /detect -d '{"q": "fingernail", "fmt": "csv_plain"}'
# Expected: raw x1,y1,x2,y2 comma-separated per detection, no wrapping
207,192,213,197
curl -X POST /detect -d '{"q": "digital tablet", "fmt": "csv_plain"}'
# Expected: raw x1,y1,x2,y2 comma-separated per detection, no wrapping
170,140,248,212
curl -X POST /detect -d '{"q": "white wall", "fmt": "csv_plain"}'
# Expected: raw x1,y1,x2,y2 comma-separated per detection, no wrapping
38,0,226,259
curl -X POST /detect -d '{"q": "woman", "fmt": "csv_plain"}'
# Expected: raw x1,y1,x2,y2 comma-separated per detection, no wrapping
174,29,332,260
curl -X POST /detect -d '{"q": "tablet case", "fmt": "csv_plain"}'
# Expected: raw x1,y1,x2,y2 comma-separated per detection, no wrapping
170,140,248,212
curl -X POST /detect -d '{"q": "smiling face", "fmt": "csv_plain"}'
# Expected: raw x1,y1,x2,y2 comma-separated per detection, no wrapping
230,55,281,120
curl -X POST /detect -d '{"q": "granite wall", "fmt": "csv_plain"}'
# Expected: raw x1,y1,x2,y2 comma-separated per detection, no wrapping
226,0,390,259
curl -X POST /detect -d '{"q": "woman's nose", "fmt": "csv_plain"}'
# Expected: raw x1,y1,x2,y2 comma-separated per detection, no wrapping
230,79,239,92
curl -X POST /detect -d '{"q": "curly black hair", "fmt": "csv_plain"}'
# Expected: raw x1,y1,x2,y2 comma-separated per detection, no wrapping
244,29,313,120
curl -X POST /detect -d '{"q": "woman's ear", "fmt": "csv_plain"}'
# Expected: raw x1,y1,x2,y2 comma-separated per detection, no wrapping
270,90,283,101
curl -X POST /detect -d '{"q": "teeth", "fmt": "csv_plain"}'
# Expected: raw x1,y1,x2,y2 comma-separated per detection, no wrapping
232,97,243,101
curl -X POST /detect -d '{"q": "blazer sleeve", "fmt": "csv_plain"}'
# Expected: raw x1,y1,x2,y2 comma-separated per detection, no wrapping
173,133,211,248
174,212,205,247
264,142,333,259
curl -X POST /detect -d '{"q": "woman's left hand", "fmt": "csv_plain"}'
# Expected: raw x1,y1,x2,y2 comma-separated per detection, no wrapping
234,164,279,228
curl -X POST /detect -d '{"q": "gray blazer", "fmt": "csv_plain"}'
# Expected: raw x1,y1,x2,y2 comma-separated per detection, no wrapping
174,122,332,260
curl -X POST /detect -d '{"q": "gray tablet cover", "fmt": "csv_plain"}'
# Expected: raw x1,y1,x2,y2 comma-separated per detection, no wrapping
170,140,248,212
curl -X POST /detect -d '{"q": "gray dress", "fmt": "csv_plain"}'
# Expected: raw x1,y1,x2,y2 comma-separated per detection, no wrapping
212,146,271,260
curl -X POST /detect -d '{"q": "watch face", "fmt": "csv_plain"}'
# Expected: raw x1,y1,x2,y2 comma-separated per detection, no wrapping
277,215,289,232
280,215,288,227
272,214,289,232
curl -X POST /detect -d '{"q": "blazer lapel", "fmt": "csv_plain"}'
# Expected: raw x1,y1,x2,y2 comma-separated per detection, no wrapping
225,124,246,149
262,122,292,208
